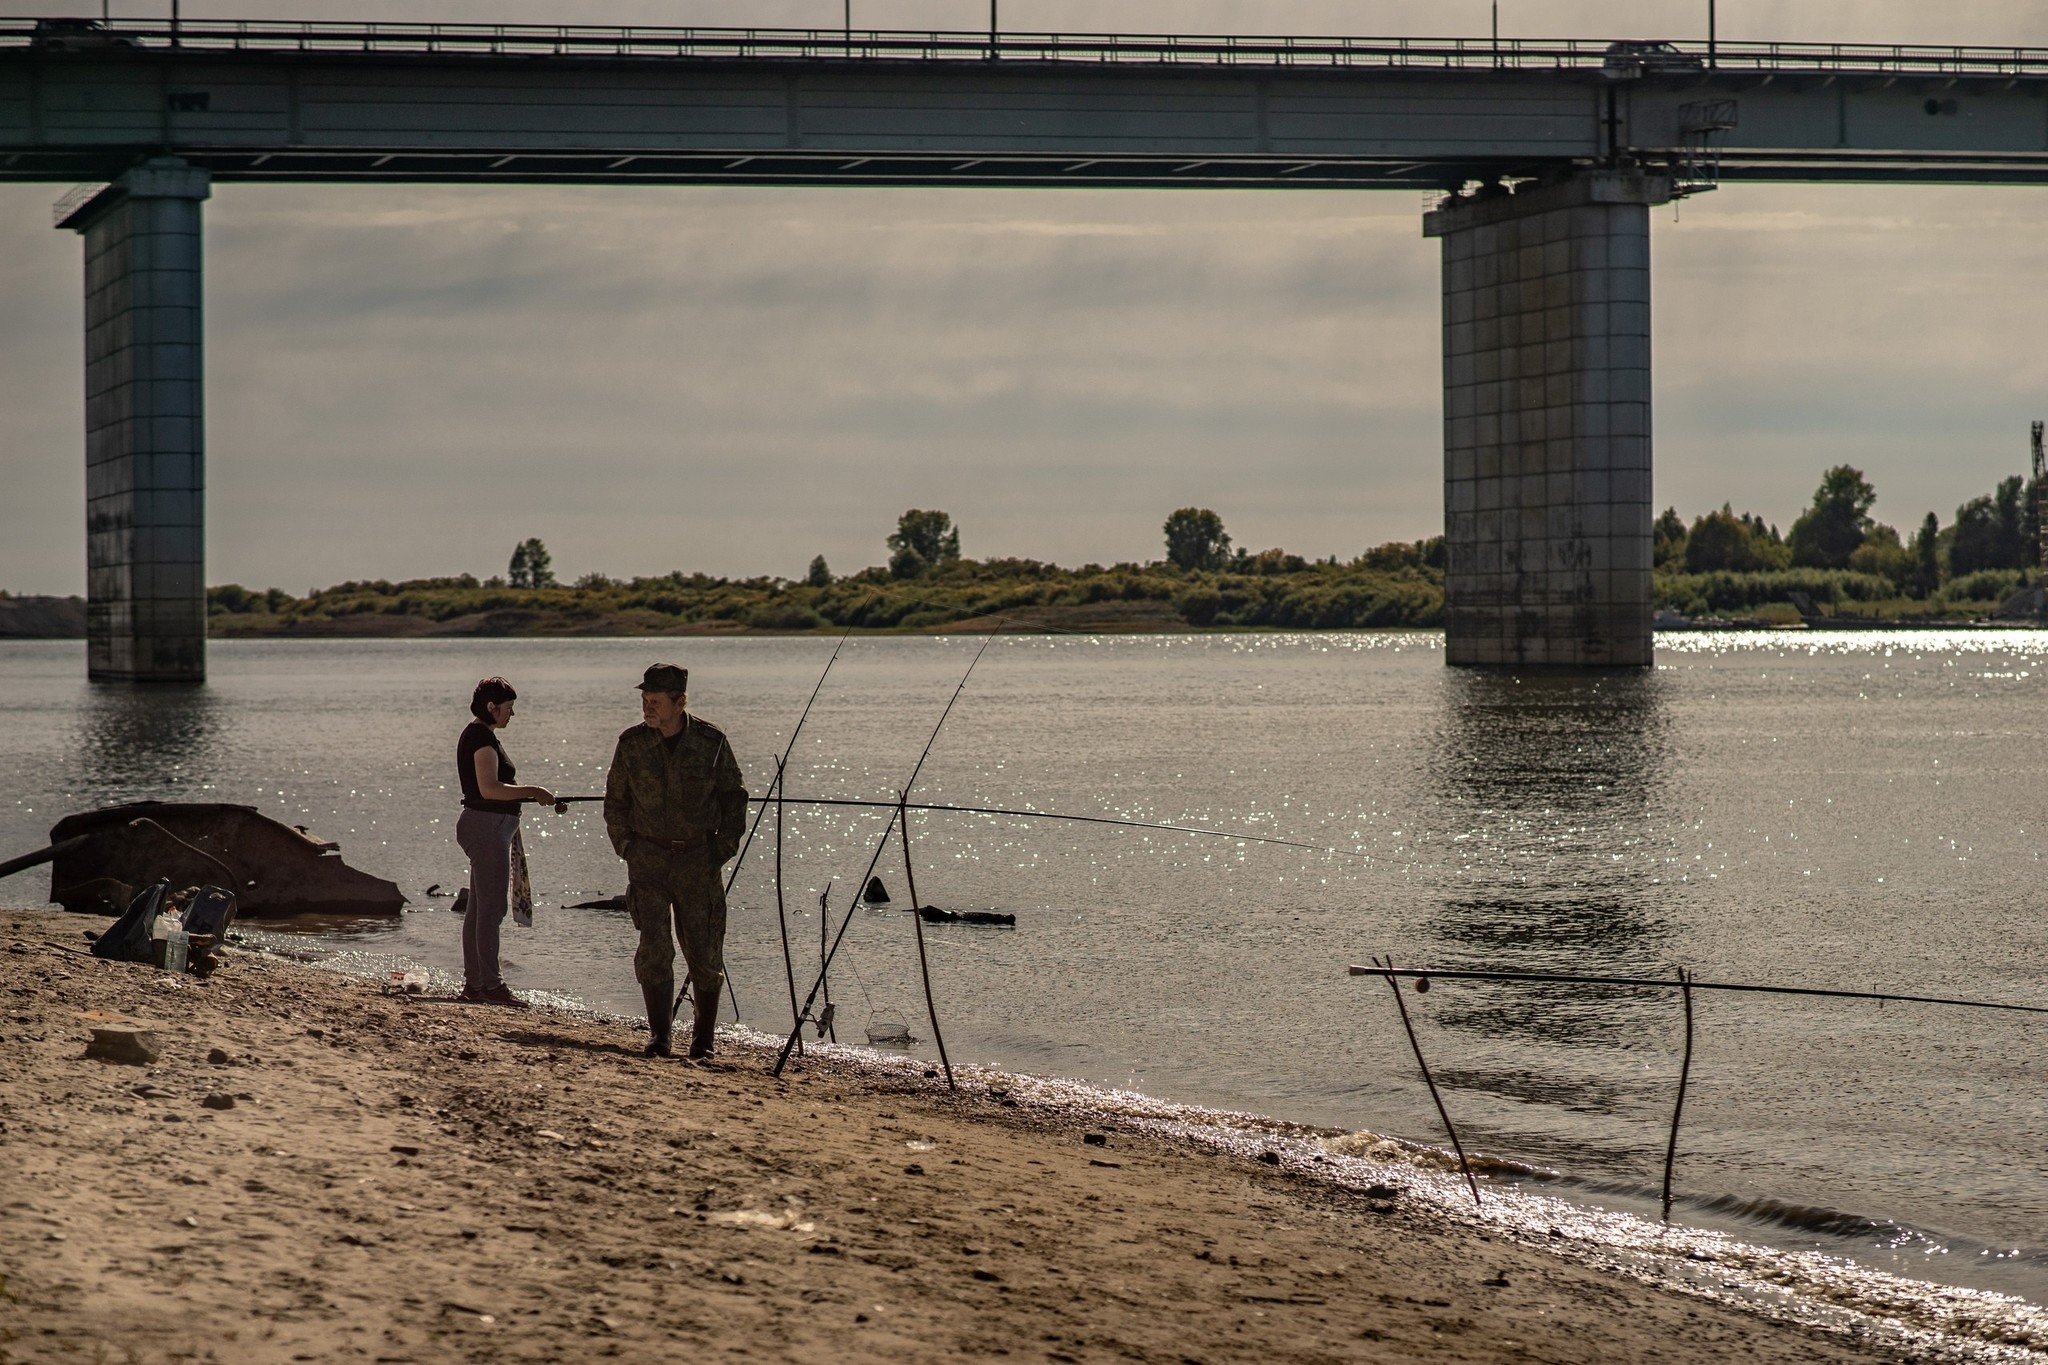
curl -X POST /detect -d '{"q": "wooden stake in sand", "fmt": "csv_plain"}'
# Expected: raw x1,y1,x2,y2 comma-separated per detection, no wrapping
1661,966,1695,1223
1375,955,1482,1210
774,756,803,1053
897,791,954,1089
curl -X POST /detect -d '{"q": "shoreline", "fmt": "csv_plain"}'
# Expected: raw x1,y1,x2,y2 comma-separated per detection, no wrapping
4,909,2037,1363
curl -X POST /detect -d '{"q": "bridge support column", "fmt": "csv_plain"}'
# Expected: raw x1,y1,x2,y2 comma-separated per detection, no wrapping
1425,171,1671,668
57,157,212,683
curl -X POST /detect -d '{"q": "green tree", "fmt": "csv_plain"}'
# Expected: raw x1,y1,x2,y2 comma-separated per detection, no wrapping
887,510,959,579
1847,523,1911,588
1994,474,2029,569
1684,504,1784,573
1787,466,1877,569
1163,507,1231,571
1908,512,1941,597
806,554,832,587
507,538,555,589
1949,495,2005,576
1653,506,1688,568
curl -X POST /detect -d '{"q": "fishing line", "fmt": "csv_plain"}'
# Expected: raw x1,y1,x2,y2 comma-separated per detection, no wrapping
555,790,1367,860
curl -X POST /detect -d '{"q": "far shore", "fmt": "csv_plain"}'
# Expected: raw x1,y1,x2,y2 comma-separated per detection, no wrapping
0,906,1911,1364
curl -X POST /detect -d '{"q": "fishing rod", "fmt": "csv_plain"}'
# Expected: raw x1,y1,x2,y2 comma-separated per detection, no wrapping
722,627,851,895
547,792,1350,858
774,627,1003,1081
693,627,849,1028
1345,965,2048,1016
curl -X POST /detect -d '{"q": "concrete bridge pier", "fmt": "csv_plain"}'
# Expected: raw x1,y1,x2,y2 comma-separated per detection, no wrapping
1426,170,1671,668
57,157,211,683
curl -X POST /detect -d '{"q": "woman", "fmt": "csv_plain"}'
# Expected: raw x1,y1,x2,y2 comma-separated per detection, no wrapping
456,676,553,1007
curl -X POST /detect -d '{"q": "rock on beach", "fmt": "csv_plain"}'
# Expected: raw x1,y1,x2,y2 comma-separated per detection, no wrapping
0,908,1892,1364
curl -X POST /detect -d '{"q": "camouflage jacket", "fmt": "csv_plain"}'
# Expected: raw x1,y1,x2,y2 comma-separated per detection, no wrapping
603,715,748,863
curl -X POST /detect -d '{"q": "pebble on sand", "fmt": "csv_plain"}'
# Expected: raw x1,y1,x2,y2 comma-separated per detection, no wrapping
84,1026,160,1065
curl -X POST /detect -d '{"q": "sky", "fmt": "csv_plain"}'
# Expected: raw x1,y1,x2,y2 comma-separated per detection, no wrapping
5,0,2048,594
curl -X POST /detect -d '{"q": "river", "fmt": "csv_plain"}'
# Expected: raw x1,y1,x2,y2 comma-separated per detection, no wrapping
3,631,2044,1308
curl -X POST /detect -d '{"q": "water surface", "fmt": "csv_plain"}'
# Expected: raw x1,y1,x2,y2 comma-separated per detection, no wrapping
3,632,2043,1301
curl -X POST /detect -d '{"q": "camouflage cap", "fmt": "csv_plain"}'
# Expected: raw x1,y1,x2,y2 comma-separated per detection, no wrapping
637,662,688,693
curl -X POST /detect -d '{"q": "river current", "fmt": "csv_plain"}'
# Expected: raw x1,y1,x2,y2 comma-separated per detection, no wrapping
3,632,2045,1316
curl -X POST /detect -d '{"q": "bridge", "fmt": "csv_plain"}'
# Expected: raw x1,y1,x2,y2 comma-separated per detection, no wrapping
7,17,2048,678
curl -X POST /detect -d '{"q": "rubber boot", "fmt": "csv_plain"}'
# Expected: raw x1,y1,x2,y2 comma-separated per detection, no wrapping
689,978,722,1060
641,978,674,1058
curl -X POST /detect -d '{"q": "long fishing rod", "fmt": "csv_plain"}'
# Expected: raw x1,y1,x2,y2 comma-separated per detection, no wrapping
1346,965,2048,1016
549,792,1348,858
722,627,851,895
694,627,849,1027
774,627,1002,1079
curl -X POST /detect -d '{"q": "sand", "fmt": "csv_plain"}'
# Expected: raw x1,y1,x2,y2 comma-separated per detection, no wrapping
0,907,1902,1364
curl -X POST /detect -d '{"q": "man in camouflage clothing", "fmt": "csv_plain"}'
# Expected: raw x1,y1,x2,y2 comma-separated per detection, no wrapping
604,663,748,1058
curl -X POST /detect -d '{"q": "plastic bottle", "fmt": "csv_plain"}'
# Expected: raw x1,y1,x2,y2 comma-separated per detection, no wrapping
162,928,189,974
160,908,189,974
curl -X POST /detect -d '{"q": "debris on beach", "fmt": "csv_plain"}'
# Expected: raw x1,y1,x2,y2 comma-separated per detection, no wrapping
0,802,405,918
865,1019,916,1046
83,1024,161,1065
915,905,1016,927
568,894,628,910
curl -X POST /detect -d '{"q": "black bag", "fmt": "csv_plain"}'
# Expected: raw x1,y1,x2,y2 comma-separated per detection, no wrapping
90,880,167,964
181,885,237,938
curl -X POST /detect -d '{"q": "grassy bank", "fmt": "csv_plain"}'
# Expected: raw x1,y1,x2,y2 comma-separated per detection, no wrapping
201,560,2026,639
206,551,1449,637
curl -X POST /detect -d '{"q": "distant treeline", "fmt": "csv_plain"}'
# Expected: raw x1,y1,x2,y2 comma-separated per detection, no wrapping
0,592,86,639
185,469,2048,638
1652,464,2039,620
207,511,1449,636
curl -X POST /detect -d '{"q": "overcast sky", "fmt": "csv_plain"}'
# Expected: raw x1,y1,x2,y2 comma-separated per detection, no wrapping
5,0,2048,594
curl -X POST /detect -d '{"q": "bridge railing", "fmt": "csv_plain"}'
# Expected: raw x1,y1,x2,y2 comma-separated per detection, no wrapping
4,18,2048,78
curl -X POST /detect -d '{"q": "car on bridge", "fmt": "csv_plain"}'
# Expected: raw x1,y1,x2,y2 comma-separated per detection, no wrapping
1602,40,1705,78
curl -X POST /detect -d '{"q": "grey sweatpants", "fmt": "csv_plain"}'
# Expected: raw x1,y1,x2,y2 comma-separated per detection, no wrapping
457,808,518,992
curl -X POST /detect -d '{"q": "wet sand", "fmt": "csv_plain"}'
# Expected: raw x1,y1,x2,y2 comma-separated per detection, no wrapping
0,907,1900,1364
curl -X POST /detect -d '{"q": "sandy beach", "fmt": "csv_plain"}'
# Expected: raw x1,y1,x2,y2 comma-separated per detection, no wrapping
0,906,1905,1365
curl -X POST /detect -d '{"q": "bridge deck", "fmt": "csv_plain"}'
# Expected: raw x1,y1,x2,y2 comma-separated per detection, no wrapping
5,19,2048,188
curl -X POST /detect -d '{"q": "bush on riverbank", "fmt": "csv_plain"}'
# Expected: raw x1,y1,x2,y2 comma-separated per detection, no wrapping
205,546,1450,636
204,549,2023,639
1652,566,2028,620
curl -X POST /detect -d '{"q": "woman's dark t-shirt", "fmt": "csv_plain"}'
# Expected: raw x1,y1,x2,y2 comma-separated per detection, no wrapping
458,721,521,815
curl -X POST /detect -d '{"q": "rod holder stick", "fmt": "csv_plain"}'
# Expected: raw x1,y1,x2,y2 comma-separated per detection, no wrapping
1661,966,1695,1222
772,756,803,1052
1378,955,1482,1210
818,887,836,1043
897,792,954,1089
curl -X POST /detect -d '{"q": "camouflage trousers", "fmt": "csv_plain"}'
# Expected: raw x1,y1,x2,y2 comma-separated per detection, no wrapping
625,846,728,991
